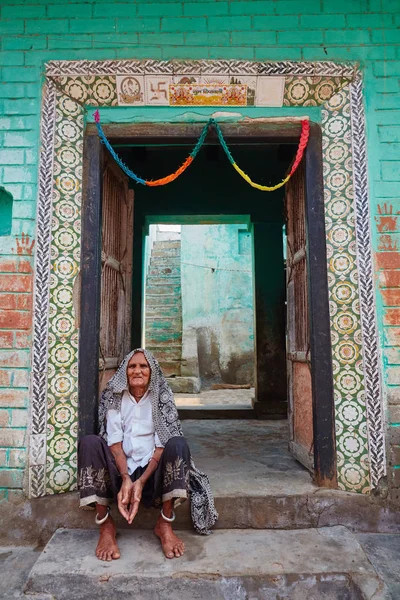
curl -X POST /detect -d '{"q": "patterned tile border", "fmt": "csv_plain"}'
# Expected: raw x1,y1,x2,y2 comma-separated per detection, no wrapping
29,60,385,497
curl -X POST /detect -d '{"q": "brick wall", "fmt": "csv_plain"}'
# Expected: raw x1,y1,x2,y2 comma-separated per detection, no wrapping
0,235,34,497
0,0,399,498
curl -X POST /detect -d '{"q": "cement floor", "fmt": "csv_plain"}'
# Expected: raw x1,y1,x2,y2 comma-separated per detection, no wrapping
16,528,393,599
175,388,254,409
182,419,316,496
2,422,400,598
4,533,400,599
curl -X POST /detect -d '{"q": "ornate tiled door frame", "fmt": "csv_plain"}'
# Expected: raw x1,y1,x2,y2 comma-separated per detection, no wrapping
29,59,385,498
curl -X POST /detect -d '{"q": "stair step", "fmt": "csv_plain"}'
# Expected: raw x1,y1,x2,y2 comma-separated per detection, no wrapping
146,315,182,323
146,345,182,360
152,248,181,258
146,276,181,286
156,361,181,377
153,240,180,249
145,321,182,332
147,284,181,295
146,331,182,343
148,266,181,277
146,314,181,323
146,305,181,317
146,295,181,307
150,258,181,269
26,527,382,600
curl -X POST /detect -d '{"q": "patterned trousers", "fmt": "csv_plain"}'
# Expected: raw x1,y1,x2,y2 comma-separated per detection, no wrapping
78,435,191,509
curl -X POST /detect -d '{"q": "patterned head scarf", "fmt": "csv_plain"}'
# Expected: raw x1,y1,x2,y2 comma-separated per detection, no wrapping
97,348,218,535
98,348,182,444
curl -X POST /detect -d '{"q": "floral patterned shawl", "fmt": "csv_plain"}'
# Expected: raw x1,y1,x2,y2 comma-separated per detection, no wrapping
98,348,218,535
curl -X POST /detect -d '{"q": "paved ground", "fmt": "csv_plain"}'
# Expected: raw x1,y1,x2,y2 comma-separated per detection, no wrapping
0,546,43,599
2,421,400,597
4,532,400,598
175,388,254,408
22,527,388,599
182,419,316,496
356,534,400,599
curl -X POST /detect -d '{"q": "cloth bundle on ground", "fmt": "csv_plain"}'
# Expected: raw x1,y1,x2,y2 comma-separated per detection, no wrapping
97,348,219,535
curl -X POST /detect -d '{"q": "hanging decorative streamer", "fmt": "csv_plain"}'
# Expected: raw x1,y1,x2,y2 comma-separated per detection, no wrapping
93,110,309,191
214,119,310,191
93,109,208,186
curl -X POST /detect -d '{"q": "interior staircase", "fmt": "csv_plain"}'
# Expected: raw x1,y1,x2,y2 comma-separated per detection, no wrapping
145,240,183,378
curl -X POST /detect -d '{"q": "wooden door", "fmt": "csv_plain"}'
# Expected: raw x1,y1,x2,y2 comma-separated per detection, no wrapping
285,162,314,472
99,152,134,391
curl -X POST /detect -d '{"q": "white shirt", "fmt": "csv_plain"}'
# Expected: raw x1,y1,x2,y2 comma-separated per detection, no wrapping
106,389,163,475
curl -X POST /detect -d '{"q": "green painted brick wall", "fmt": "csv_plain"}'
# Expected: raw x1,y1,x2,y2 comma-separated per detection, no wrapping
0,0,399,497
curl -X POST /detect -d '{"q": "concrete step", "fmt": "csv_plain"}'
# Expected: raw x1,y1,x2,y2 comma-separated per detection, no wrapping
146,338,183,348
168,376,201,393
146,276,181,286
152,247,181,258
153,240,180,249
3,422,400,567
145,314,179,323
145,327,182,339
146,317,181,326
146,295,181,307
150,256,181,267
156,361,182,377
4,480,400,549
146,324,182,335
147,284,181,295
26,527,384,600
146,305,181,317
148,266,181,277
147,345,182,361
146,331,182,343
145,317,182,328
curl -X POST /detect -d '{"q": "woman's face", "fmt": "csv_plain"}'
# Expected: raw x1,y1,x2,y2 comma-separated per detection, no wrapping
127,352,150,391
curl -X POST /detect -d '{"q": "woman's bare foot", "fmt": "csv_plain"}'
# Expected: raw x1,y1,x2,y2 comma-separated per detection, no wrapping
96,515,121,561
154,514,185,559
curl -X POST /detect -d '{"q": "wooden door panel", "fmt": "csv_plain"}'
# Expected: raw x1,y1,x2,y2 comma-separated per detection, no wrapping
99,153,133,392
292,362,313,470
285,161,314,471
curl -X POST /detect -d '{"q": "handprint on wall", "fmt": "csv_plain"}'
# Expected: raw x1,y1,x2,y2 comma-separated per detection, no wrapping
13,233,35,256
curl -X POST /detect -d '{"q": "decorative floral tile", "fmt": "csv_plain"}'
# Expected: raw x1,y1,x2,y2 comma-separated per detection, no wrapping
284,76,351,107
322,88,370,492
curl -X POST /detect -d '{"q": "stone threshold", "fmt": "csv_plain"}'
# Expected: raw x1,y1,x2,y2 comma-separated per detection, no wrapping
25,527,386,599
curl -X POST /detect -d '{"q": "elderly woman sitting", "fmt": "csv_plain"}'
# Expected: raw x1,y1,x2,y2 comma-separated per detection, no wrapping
78,349,218,561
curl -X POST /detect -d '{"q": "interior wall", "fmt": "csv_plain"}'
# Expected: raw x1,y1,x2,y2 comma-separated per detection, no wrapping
180,223,254,387
121,142,292,404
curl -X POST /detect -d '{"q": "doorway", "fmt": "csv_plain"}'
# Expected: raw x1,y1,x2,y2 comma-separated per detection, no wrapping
80,121,336,488
143,220,256,412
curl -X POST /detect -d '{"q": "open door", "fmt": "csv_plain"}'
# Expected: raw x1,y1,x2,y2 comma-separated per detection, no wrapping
285,162,314,472
99,152,134,392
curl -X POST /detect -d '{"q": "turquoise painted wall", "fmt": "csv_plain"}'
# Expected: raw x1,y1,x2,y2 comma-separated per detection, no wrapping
181,224,255,385
0,0,399,497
